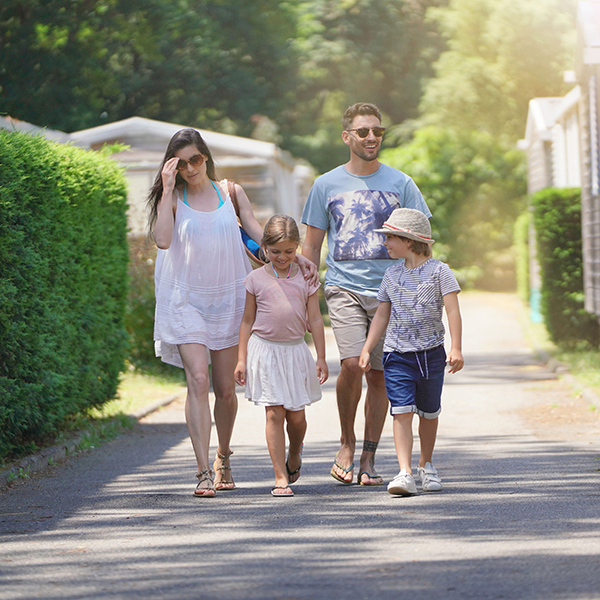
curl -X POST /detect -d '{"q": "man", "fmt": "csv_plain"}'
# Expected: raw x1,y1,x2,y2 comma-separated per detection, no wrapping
301,102,431,485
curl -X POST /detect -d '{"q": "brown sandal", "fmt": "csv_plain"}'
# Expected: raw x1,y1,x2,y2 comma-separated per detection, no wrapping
194,469,216,497
213,450,236,491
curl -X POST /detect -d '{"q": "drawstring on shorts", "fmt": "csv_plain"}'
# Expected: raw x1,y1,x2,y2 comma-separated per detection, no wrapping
415,349,429,379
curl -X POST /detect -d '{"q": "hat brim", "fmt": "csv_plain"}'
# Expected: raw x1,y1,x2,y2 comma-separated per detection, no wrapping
374,226,434,244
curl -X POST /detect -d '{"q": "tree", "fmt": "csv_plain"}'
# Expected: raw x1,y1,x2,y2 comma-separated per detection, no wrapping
381,126,526,289
0,0,298,134
1,0,449,173
420,0,577,142
282,0,449,172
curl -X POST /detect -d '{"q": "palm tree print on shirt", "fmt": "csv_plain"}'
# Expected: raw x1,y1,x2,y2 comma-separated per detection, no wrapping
329,190,400,261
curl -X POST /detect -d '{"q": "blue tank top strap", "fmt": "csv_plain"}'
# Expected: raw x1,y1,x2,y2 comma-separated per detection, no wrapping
211,180,224,208
183,181,224,208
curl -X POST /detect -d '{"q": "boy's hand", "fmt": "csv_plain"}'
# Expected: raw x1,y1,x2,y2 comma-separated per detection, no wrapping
446,350,464,373
316,358,329,384
234,361,246,385
358,349,371,372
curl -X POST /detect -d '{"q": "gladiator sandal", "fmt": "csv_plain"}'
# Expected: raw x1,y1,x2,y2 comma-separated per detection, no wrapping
194,469,216,497
213,450,236,491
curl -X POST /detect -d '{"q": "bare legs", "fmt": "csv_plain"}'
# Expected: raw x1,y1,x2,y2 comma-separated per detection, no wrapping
417,415,438,469
393,413,439,474
210,346,238,489
177,343,238,493
266,406,306,495
332,357,388,484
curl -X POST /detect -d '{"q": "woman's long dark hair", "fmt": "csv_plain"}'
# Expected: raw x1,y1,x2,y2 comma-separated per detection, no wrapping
147,128,218,234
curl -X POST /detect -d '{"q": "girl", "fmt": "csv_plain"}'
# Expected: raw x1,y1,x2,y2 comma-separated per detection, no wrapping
148,130,317,497
234,215,329,497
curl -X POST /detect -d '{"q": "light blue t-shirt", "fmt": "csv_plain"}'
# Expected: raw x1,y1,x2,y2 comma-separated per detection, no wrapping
301,164,431,297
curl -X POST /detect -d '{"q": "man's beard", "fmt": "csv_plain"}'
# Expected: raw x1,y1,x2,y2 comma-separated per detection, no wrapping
353,146,379,162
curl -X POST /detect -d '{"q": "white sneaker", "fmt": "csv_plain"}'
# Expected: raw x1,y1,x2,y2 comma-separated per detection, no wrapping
387,470,417,496
417,462,442,492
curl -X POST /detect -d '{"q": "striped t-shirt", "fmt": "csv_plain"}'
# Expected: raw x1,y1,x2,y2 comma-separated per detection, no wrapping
377,258,460,353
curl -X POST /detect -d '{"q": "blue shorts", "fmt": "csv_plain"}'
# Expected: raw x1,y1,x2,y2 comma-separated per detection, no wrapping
383,345,446,419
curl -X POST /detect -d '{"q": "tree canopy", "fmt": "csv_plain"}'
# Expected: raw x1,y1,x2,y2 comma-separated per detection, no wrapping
0,0,298,134
1,0,446,170
381,0,578,287
0,0,582,286
420,0,577,143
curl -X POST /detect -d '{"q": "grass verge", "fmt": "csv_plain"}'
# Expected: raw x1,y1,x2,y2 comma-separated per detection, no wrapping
554,348,600,403
517,297,600,404
60,369,186,449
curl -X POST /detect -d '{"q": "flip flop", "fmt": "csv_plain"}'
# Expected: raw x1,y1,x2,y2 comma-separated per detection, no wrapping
286,443,303,484
271,486,294,497
357,470,384,486
286,460,302,484
330,452,354,484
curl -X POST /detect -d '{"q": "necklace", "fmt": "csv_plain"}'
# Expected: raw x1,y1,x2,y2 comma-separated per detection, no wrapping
272,263,292,279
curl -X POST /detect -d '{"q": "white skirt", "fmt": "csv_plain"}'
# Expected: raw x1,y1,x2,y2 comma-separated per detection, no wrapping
245,334,322,410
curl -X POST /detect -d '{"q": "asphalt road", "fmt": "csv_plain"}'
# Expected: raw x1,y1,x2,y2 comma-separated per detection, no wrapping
1,292,599,600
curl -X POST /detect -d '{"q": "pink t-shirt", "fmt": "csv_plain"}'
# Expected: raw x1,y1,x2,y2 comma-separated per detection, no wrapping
244,266,320,342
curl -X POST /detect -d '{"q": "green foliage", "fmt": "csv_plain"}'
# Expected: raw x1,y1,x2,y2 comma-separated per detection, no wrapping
0,0,298,135
531,187,599,348
74,413,135,452
514,211,530,304
125,235,157,371
381,126,526,289
125,234,181,375
421,0,577,143
0,130,129,459
0,0,447,175
285,0,448,172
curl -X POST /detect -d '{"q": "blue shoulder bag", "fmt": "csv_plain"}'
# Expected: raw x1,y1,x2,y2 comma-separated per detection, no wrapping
227,180,267,267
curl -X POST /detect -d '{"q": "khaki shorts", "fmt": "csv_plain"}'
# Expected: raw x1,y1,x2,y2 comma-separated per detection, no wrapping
324,285,384,371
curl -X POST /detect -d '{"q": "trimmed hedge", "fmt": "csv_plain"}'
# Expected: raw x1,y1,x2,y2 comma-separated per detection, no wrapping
125,234,182,374
0,131,129,459
513,211,530,305
531,187,599,348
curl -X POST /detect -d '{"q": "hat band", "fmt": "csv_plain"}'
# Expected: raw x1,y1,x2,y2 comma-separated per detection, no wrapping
381,223,432,242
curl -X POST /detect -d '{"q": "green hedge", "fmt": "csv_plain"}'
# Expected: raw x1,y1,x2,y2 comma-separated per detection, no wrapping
531,187,599,348
514,210,530,305
0,131,129,459
125,235,158,371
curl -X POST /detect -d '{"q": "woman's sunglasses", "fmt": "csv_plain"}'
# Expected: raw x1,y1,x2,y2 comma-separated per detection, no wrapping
176,154,205,171
345,127,386,138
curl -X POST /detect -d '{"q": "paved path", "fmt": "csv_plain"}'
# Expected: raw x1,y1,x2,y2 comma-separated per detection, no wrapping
1,292,599,600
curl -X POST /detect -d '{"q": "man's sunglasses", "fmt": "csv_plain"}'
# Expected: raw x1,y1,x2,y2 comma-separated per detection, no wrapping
346,127,386,138
176,154,205,171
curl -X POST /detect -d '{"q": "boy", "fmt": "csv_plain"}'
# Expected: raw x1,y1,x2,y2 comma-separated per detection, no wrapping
358,208,463,496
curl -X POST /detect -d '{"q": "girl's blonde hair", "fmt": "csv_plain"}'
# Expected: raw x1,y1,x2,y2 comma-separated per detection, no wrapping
261,214,301,248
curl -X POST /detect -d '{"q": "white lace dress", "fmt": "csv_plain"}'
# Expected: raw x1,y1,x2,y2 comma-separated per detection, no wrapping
153,187,251,368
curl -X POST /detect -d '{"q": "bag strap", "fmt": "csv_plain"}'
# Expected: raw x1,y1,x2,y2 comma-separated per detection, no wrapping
227,180,240,217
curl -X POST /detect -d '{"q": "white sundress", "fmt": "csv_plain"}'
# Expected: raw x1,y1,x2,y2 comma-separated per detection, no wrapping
153,186,251,368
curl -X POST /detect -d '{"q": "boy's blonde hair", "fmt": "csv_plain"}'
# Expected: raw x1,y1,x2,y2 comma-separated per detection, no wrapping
261,214,301,248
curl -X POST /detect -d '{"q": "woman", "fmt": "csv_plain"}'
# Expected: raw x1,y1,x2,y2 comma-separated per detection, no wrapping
147,128,317,497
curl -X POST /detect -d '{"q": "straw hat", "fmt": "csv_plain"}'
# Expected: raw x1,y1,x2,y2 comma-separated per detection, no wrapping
374,208,434,244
